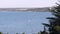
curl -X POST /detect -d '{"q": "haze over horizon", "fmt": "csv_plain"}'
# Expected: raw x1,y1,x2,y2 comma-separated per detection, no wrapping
0,0,57,8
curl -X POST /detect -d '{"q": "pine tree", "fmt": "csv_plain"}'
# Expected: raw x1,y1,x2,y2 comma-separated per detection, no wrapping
0,32,3,34
38,31,41,34
22,32,25,34
42,3,60,34
41,26,48,34
16,32,18,34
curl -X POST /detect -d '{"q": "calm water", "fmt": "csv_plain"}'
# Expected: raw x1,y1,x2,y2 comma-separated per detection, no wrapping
0,11,53,34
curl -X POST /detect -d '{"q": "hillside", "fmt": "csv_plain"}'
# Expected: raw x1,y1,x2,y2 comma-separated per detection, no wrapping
0,7,50,12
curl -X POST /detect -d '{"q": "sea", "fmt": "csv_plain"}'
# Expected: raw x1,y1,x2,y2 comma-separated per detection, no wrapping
0,11,53,34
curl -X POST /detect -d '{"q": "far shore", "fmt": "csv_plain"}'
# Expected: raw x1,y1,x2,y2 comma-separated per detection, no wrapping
0,7,50,12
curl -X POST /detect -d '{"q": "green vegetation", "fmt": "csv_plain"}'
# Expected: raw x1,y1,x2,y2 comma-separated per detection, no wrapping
0,1,60,34
22,32,25,34
16,32,18,34
42,1,60,34
0,32,3,34
38,31,41,34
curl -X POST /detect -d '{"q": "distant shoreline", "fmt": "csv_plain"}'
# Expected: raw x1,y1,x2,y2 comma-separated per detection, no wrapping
0,7,50,12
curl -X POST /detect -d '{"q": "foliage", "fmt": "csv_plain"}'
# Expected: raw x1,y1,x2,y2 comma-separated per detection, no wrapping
16,32,18,34
0,32,3,34
42,2,60,34
38,31,41,34
22,32,25,34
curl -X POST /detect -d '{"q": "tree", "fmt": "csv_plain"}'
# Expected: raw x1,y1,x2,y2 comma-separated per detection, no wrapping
0,32,3,34
38,31,41,34
16,32,18,34
22,32,25,34
42,2,60,34
41,26,48,34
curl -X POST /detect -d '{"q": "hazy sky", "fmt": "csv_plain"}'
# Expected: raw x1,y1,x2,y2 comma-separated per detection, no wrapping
0,0,57,8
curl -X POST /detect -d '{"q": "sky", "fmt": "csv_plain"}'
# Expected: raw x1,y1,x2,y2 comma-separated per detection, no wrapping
0,0,58,8
0,12,53,34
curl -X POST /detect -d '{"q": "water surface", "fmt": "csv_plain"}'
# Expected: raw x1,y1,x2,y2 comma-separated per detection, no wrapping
0,11,53,34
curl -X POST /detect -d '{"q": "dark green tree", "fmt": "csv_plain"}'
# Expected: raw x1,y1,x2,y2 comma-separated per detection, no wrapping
41,26,48,34
42,2,60,34
16,32,18,34
0,32,3,34
38,31,41,34
22,32,25,34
